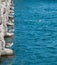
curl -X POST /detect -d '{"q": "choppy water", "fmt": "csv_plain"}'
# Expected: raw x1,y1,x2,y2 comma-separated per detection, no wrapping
1,0,57,65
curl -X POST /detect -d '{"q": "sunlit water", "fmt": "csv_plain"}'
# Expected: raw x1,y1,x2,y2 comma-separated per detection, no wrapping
1,0,57,65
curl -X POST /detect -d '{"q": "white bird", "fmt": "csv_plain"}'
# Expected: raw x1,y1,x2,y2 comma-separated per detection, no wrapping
6,42,13,48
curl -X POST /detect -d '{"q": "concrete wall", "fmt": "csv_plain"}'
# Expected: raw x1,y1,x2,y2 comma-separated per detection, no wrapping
0,0,14,56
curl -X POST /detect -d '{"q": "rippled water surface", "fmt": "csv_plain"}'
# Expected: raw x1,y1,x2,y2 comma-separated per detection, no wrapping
1,0,57,65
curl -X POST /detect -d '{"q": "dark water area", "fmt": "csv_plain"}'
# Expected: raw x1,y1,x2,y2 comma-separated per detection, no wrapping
0,56,14,65
1,0,57,65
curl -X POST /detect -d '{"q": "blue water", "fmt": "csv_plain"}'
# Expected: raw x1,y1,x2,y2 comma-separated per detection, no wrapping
1,0,57,65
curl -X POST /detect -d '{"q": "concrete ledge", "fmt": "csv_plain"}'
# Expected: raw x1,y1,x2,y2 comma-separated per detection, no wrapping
1,48,14,56
6,22,14,26
4,32,14,37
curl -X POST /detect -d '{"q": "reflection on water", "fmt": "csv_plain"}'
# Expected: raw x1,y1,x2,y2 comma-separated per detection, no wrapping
0,55,15,65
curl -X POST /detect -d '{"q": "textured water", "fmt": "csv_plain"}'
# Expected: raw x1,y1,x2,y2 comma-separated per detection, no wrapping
1,0,57,65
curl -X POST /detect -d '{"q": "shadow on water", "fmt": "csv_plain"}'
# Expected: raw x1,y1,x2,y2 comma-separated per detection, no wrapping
0,55,15,65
